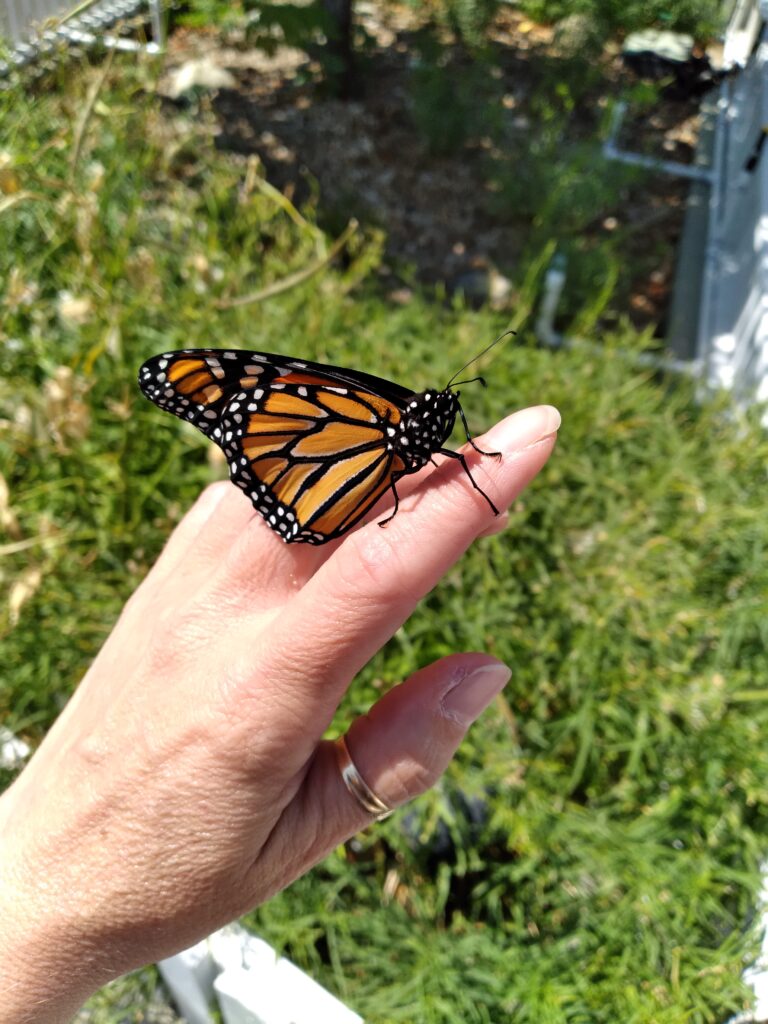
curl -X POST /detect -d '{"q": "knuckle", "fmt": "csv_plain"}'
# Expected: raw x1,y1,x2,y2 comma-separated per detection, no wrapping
334,525,409,608
386,721,462,805
387,754,442,804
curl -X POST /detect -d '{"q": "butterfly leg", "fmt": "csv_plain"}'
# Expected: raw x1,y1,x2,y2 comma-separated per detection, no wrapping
439,449,500,516
456,403,502,460
377,480,401,529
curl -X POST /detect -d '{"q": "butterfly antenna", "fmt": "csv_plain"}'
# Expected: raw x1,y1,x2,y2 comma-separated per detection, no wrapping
446,330,516,389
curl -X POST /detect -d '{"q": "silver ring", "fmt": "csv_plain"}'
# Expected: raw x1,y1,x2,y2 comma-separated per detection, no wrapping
334,734,393,821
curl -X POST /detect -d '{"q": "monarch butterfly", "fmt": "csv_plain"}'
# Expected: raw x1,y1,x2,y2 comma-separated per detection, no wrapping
138,344,504,545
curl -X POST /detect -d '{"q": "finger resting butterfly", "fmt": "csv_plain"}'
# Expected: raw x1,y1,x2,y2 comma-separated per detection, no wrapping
138,347,502,545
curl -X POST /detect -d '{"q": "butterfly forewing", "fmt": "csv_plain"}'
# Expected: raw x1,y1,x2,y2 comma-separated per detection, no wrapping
138,349,292,438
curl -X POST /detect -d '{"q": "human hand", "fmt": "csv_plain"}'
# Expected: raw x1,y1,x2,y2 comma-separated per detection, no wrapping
0,404,559,1023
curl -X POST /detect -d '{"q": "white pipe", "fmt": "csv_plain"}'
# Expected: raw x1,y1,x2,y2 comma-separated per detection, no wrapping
58,24,162,52
534,255,567,348
535,256,702,377
603,139,716,183
604,101,715,184
148,0,164,48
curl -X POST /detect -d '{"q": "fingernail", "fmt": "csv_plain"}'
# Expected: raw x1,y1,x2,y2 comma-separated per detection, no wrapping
519,404,560,442
536,405,561,436
486,405,561,451
441,663,512,726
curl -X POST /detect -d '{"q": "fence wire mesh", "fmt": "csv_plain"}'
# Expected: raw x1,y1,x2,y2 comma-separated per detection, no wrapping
0,0,163,74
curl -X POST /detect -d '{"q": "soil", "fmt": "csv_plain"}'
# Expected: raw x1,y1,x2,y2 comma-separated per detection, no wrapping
161,5,708,335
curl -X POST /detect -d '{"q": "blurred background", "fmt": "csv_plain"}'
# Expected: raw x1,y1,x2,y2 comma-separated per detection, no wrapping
2,1,768,1021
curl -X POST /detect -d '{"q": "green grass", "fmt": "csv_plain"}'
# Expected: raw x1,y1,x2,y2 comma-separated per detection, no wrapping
2,53,768,1024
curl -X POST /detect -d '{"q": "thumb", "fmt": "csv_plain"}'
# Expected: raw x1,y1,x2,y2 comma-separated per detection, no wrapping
330,654,512,825
251,655,511,899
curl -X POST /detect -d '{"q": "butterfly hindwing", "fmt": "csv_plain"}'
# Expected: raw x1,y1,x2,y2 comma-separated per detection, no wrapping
222,369,407,543
138,350,412,544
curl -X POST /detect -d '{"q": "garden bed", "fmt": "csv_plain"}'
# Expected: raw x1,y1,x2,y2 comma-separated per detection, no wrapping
159,4,703,336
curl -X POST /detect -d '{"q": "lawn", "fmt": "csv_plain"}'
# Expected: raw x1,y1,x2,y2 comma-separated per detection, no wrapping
2,37,768,1024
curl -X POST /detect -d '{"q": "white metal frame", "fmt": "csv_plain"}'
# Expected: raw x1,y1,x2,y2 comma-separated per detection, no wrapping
596,0,768,418
697,39,768,410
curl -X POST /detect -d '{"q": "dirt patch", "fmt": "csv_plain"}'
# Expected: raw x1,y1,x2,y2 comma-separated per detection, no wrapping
163,6,705,333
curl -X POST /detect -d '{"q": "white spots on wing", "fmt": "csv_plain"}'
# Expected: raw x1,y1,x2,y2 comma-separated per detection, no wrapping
298,386,308,397
223,351,238,360
204,410,217,420
327,387,348,395
272,384,285,391
244,365,263,375
253,389,264,400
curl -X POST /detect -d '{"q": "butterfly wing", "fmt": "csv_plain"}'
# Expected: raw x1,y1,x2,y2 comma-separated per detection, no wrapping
138,348,411,544
138,349,288,437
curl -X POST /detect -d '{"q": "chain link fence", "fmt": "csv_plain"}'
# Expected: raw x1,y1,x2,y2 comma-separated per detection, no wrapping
0,0,164,75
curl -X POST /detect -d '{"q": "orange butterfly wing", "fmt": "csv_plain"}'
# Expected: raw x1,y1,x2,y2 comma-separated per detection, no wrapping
227,370,406,543
139,352,409,544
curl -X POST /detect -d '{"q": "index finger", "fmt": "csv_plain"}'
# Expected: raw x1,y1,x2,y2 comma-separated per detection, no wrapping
263,404,560,708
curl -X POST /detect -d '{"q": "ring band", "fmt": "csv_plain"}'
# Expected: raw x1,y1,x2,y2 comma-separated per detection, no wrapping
334,734,393,821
